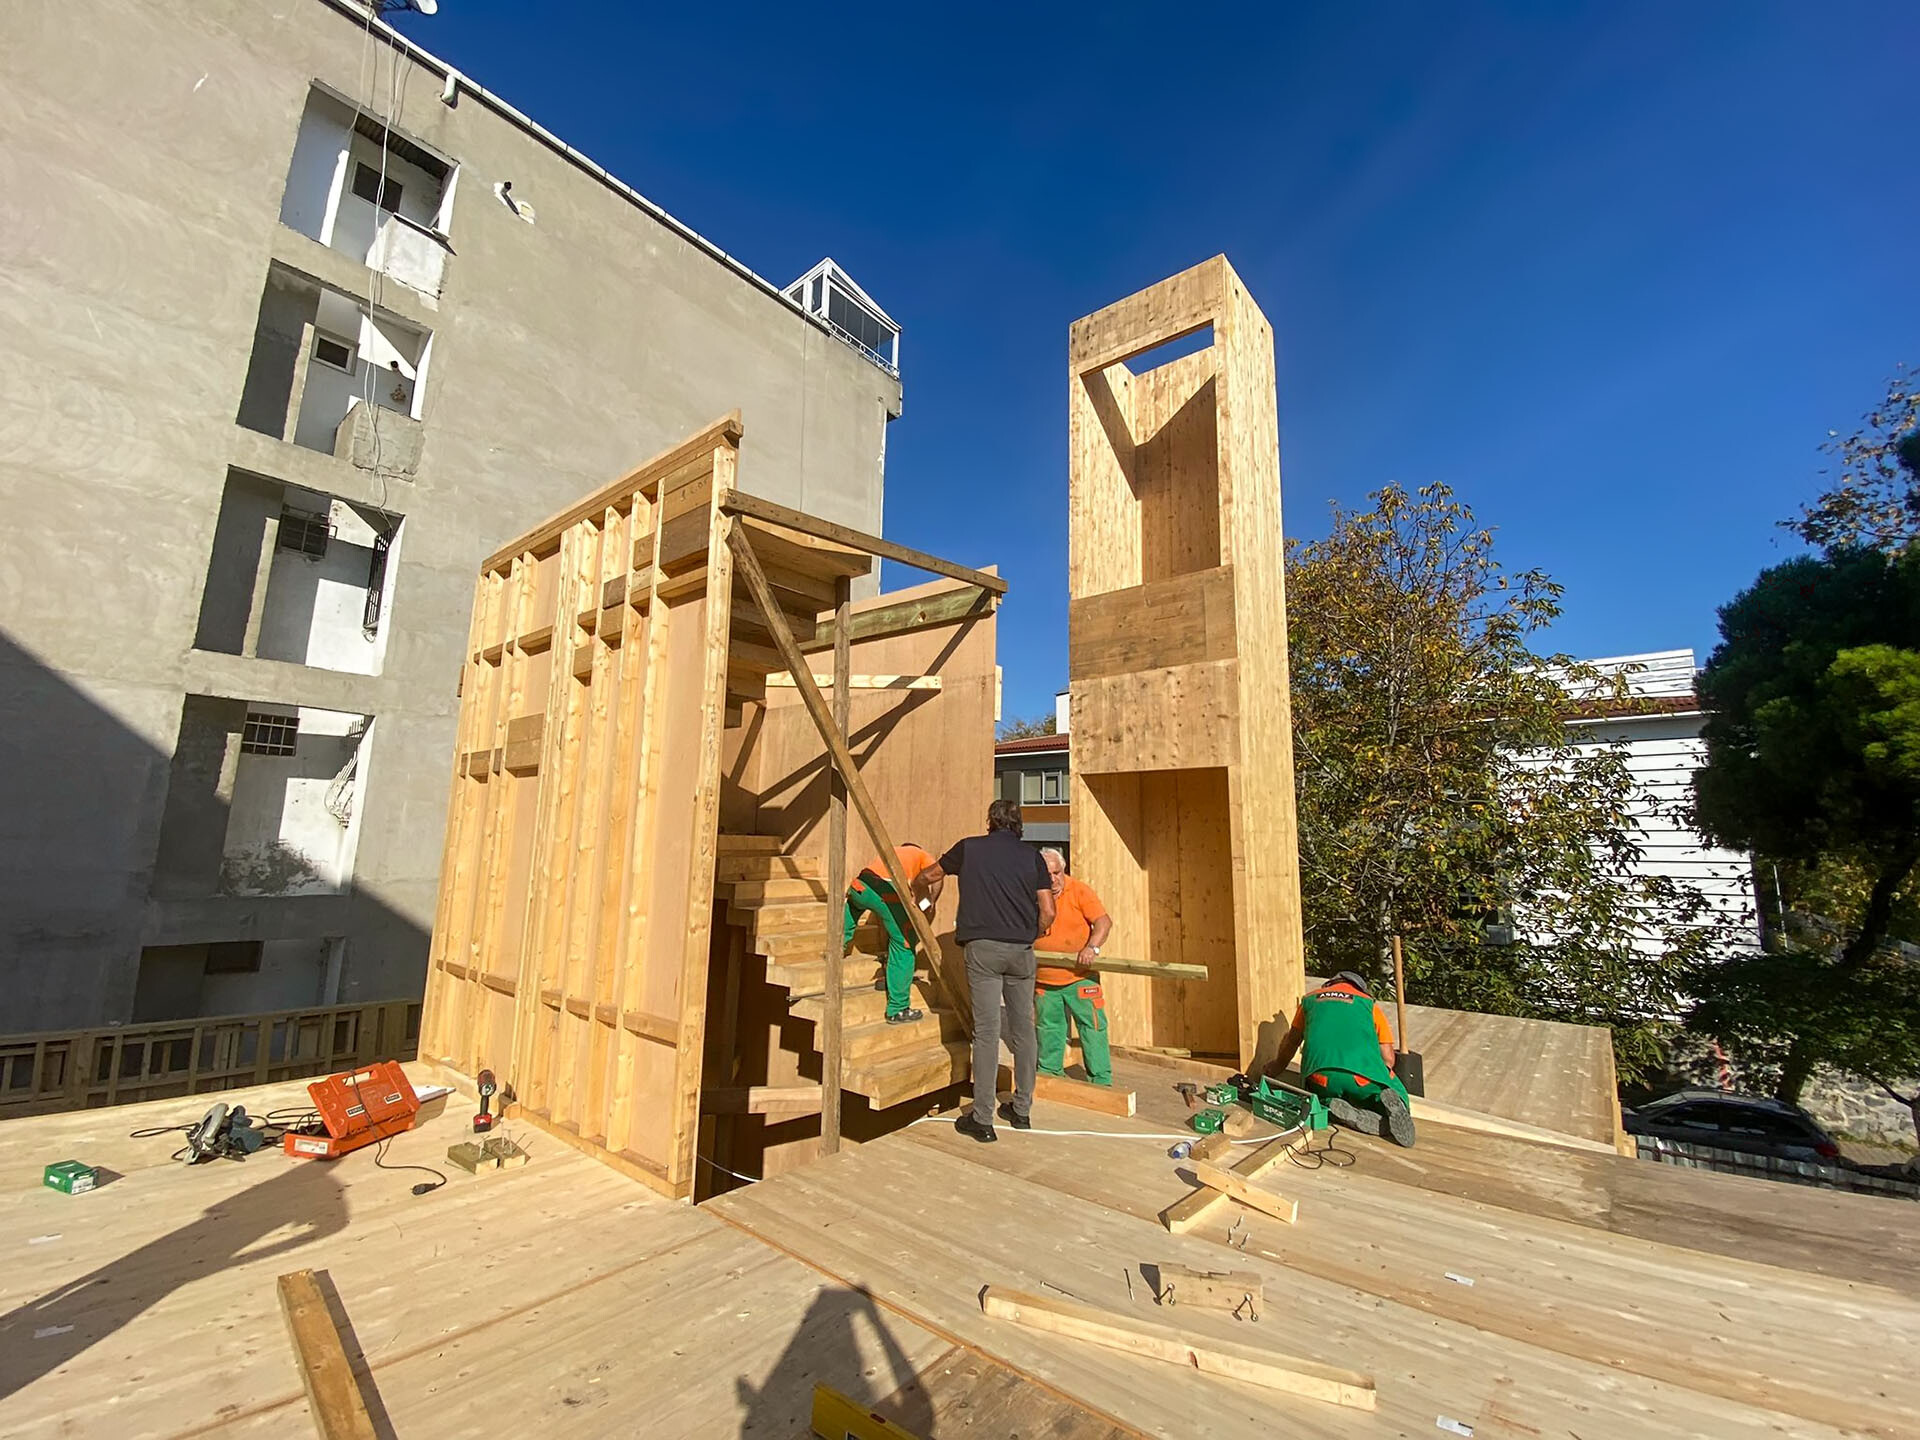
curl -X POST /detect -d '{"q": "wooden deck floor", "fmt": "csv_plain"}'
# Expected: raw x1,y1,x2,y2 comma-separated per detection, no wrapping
3,1057,1915,1438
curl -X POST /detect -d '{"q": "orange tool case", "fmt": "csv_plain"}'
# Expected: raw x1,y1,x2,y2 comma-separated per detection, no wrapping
283,1061,420,1159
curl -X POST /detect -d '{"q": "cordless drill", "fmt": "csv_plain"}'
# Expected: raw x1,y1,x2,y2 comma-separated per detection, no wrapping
474,1069,498,1134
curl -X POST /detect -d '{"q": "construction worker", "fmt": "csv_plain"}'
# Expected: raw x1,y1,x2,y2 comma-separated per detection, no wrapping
1263,972,1416,1147
917,798,1054,1142
1033,848,1114,1086
844,844,942,1024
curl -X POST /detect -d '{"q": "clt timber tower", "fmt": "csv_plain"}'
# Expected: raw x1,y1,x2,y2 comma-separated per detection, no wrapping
1066,257,1306,1067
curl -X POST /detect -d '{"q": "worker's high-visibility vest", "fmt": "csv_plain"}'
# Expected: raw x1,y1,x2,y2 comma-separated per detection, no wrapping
1299,986,1392,1083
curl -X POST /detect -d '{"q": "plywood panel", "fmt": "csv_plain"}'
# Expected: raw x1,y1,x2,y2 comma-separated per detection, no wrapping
1067,260,1303,1067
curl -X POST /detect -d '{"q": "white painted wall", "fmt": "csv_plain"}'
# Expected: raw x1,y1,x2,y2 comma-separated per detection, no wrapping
221,707,368,897
278,89,353,242
1055,689,1071,735
292,292,426,453
257,495,393,675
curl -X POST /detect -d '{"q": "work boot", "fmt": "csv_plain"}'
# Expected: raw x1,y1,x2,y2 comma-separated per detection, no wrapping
1378,1088,1417,1148
996,1101,1032,1131
954,1109,997,1144
885,1007,925,1025
1326,1097,1385,1138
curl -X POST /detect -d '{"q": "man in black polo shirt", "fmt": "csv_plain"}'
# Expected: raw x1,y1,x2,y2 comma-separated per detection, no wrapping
918,798,1055,1142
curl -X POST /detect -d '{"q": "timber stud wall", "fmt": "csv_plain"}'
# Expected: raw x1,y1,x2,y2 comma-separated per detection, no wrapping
1067,257,1306,1067
422,416,755,1195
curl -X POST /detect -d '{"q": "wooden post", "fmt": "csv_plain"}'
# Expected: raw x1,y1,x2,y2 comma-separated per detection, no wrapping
820,579,851,1156
1391,934,1408,1050
727,526,972,1033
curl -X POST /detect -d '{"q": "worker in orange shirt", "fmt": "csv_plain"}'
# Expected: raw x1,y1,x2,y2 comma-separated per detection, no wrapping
1033,847,1115,1086
843,844,942,1024
1263,972,1415,1147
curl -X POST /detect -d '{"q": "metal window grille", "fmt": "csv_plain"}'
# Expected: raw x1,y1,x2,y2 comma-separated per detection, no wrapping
241,711,299,757
278,508,331,558
363,532,391,636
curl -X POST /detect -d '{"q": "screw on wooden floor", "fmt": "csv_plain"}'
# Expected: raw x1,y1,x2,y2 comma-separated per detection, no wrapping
1124,1268,1134,1301
1041,1280,1080,1301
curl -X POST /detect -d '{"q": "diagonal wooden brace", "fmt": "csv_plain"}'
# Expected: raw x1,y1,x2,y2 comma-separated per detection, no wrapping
728,526,974,1036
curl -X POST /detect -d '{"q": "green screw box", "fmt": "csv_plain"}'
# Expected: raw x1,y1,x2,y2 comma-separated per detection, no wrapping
43,1160,97,1195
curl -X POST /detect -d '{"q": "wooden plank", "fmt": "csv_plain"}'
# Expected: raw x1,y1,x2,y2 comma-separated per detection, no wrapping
1068,567,1237,681
998,1066,1137,1117
728,527,973,1034
1034,951,1207,983
1149,1263,1263,1315
722,489,1008,594
1161,1131,1305,1234
482,413,741,569
704,1084,824,1116
765,673,941,690
1186,1157,1299,1225
821,579,851,1157
276,1269,378,1440
804,582,999,651
978,1286,1374,1410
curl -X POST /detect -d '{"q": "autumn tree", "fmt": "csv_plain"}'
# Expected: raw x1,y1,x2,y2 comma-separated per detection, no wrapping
997,713,1058,741
1789,366,1920,557
1287,483,1723,1079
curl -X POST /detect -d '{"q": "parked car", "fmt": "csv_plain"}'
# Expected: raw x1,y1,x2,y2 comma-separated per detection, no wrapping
1623,1089,1841,1163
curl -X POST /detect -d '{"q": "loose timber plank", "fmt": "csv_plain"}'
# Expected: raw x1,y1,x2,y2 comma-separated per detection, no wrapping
276,1270,379,1440
998,1065,1137,1117
1161,1131,1306,1234
1186,1157,1299,1225
1035,951,1207,982
979,1287,1374,1410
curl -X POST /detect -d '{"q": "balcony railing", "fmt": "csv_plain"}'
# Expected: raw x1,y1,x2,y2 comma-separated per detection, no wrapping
0,999,420,1118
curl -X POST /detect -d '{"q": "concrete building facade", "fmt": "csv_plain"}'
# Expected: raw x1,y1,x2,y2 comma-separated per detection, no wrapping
0,0,902,1031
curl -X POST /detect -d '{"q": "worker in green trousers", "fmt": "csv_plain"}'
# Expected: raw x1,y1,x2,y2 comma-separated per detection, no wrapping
843,844,940,1023
1033,848,1115,1085
1263,971,1416,1146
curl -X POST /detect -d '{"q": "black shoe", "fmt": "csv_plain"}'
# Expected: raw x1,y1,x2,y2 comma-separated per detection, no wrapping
954,1110,997,1144
1327,1096,1385,1137
1378,1088,1417,1148
997,1102,1032,1130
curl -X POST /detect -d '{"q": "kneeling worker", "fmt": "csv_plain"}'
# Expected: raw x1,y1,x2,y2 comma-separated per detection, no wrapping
1034,847,1114,1086
1264,972,1415,1146
843,844,941,1024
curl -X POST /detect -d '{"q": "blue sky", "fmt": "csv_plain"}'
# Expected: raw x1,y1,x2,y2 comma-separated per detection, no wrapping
396,2,1917,725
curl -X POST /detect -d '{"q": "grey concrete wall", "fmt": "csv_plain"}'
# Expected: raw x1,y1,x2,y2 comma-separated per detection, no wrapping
0,0,901,1031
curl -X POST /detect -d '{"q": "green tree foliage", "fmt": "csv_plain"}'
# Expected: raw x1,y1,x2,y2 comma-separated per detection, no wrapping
1789,367,1920,556
1690,546,1920,1102
997,713,1058,741
1287,484,1722,1082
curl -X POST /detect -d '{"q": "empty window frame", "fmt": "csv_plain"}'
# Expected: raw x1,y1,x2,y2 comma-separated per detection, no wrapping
351,160,404,213
312,332,357,374
241,711,300,756
278,507,332,559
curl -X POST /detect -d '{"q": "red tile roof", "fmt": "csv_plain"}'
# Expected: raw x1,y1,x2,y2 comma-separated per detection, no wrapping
994,733,1071,756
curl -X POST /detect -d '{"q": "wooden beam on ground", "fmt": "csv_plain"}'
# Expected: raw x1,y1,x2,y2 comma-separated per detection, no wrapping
979,1286,1375,1410
1187,1157,1299,1225
276,1269,378,1440
821,579,851,1157
1034,952,1208,982
766,673,942,690
1161,1130,1306,1234
804,581,999,651
1151,1263,1264,1315
722,490,1008,595
998,1065,1136,1116
704,1085,824,1117
728,526,973,1034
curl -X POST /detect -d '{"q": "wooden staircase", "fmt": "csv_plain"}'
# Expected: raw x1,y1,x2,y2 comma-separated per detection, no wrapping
715,835,968,1109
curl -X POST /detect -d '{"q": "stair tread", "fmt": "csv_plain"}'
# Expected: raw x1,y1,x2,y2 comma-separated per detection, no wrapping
844,1039,970,1106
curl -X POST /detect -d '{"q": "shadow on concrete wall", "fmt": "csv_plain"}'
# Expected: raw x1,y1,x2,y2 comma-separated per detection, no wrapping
0,629,430,1031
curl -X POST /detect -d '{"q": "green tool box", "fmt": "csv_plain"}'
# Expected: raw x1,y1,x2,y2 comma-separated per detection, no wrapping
43,1160,97,1195
1189,1108,1228,1135
1250,1078,1328,1133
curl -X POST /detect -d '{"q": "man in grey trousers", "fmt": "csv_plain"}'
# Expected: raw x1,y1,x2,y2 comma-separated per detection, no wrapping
918,798,1055,1142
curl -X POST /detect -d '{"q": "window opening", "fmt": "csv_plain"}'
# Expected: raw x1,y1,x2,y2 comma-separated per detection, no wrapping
241,711,300,756
205,941,264,974
312,333,357,374
278,507,332,559
351,161,404,213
